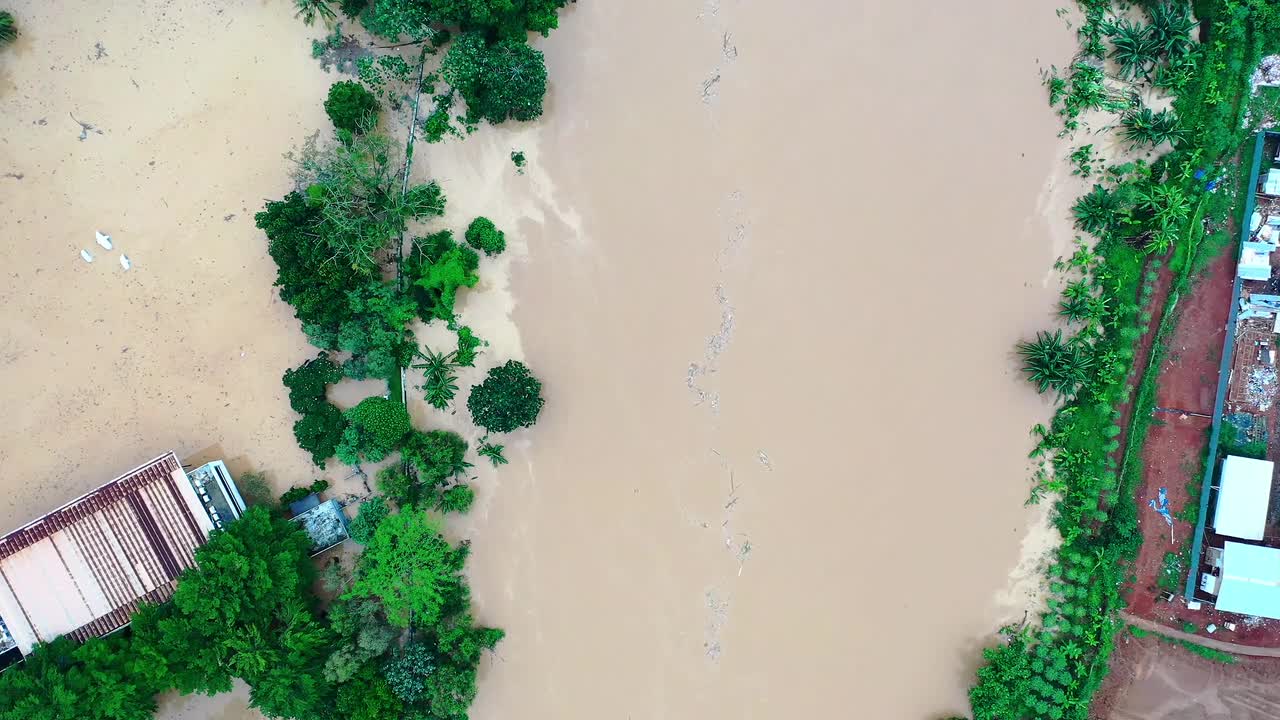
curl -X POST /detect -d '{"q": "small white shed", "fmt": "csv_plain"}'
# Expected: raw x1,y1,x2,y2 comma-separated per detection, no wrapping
1213,455,1275,541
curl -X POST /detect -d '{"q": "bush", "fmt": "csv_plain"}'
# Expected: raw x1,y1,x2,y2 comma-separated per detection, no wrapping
337,396,411,464
467,360,545,433
324,80,381,134
464,216,506,256
349,496,390,544
435,484,475,513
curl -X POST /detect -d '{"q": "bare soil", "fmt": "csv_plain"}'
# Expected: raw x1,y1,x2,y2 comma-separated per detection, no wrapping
1095,630,1280,719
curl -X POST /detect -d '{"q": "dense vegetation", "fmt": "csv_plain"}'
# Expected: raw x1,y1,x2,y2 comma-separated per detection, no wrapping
968,2,1280,719
324,80,381,134
0,11,15,46
294,0,568,137
0,506,500,720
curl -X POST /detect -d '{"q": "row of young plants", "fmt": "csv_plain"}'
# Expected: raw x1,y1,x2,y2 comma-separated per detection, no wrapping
0,505,500,720
962,2,1280,719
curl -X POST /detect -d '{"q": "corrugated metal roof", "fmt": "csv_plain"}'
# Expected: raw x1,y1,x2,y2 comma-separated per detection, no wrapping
1216,541,1280,619
0,452,213,654
1213,455,1274,541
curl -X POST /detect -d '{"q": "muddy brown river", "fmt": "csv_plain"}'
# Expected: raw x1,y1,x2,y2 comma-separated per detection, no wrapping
0,1,1079,718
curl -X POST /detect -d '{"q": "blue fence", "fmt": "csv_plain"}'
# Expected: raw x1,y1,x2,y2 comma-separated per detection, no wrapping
1182,131,1269,599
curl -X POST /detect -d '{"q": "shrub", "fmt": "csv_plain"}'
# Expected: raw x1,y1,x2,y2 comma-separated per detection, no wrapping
336,396,411,464
455,326,483,366
349,496,390,544
435,484,475,513
325,80,381,134
1016,330,1094,396
384,642,435,702
465,216,506,256
467,360,545,433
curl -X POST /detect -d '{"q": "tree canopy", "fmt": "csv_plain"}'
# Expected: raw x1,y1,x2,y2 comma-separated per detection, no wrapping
464,216,506,256
467,360,545,433
0,636,160,720
337,396,412,464
361,0,568,40
347,508,470,627
441,33,548,124
324,80,381,134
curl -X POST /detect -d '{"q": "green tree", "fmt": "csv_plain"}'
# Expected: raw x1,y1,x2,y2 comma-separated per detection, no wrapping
467,360,545,433
362,0,567,39
384,642,435,702
296,133,445,274
347,508,470,627
325,80,381,134
455,326,483,366
403,429,470,486
0,636,160,720
404,231,480,322
337,396,411,464
435,484,475,513
294,401,348,467
236,471,275,507
0,11,16,46
441,33,548,124
378,464,416,506
349,495,391,544
283,353,344,413
464,216,506,255
129,508,332,718
295,0,337,25
334,663,404,720
323,596,397,682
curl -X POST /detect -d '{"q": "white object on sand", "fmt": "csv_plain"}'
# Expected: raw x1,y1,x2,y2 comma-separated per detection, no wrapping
95,231,113,250
80,249,94,263
119,254,131,271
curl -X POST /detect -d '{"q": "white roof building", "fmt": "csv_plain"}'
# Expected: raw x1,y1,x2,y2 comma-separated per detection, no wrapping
1213,455,1275,541
1215,541,1280,619
0,453,243,657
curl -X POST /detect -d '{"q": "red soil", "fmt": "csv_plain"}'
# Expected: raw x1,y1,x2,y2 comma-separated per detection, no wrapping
1121,248,1280,646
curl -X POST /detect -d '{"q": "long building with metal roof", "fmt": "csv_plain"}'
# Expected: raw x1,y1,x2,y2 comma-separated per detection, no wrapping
0,452,244,658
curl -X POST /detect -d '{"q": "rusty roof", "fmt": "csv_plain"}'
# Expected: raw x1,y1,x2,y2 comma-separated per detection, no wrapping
0,452,215,654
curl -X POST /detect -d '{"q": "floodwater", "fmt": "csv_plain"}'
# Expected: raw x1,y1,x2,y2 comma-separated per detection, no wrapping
0,0,1081,718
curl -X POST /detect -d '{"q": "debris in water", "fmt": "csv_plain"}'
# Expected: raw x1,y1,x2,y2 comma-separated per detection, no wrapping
757,450,772,470
95,231,112,250
80,249,94,263
119,254,131,271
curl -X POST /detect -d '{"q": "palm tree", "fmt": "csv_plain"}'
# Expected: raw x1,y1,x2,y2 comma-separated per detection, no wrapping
1106,18,1162,80
1059,296,1092,323
1073,185,1120,236
1017,330,1094,396
0,11,16,46
294,0,336,26
413,346,459,410
477,440,509,467
1146,2,1197,58
1121,105,1182,147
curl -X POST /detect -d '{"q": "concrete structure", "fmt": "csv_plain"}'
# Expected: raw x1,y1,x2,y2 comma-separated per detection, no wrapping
0,452,243,657
292,498,349,555
1215,541,1280,619
1212,455,1275,542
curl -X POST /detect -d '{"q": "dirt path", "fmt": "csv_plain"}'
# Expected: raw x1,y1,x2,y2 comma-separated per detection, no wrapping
1120,612,1280,658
